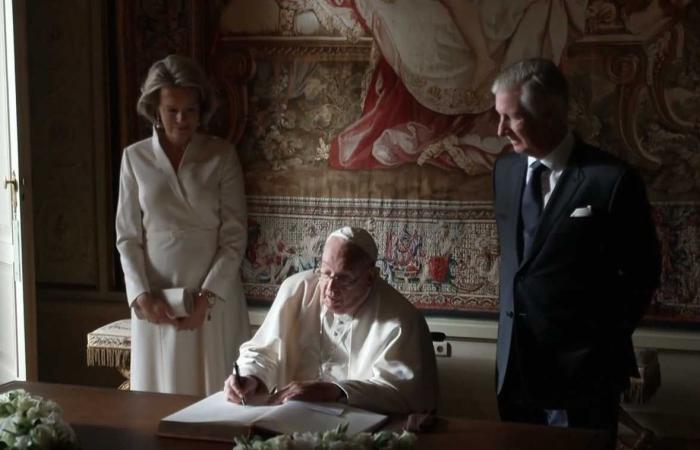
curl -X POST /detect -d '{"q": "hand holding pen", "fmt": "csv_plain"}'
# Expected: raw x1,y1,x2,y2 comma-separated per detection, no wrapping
233,362,246,405
224,362,259,405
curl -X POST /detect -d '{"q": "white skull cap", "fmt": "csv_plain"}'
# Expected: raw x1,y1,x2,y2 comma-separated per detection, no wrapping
327,226,378,262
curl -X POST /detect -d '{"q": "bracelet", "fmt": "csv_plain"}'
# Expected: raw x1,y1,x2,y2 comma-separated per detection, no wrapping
199,290,218,321
200,289,217,308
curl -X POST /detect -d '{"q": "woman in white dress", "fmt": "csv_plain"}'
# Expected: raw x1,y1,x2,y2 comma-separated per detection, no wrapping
116,55,251,396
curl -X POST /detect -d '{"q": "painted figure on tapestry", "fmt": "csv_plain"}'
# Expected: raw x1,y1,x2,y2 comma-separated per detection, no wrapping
316,0,589,173
586,0,691,34
220,0,695,179
242,220,324,284
216,0,699,323
274,223,324,280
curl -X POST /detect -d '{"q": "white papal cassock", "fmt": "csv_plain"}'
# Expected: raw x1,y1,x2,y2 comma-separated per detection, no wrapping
237,270,438,414
116,130,251,396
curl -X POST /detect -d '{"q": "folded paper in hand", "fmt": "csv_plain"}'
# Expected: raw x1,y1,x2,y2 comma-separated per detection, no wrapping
570,205,593,218
157,391,388,442
159,287,193,318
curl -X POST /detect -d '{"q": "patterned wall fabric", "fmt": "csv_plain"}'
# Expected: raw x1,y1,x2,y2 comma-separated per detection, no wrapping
120,1,700,324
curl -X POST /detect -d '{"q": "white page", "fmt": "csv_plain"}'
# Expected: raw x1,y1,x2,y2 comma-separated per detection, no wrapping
255,401,347,434
161,391,274,424
256,401,387,435
341,408,389,434
159,392,388,440
302,403,345,417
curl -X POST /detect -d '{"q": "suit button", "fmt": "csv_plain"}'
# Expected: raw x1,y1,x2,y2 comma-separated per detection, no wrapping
506,311,514,318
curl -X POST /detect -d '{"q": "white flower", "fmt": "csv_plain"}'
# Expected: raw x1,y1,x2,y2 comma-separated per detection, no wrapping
232,424,415,450
315,138,330,161
14,435,32,450
0,389,78,449
350,433,373,447
30,423,55,447
327,441,350,450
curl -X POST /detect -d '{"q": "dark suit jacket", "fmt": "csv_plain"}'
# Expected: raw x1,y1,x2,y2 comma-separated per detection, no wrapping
493,138,661,408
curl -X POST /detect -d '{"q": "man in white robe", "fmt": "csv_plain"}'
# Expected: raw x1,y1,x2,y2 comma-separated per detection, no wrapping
224,227,438,414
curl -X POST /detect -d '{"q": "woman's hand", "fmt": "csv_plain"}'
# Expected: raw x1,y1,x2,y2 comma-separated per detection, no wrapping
176,291,209,331
134,292,177,326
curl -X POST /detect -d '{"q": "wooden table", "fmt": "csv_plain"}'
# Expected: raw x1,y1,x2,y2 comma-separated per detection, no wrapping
0,381,609,450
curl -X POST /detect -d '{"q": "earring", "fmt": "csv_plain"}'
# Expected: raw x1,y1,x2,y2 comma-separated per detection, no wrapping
155,116,162,129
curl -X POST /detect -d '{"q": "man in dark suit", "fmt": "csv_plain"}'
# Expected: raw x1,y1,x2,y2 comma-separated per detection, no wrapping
491,58,661,448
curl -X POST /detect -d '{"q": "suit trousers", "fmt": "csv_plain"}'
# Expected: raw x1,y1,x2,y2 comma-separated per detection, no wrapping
498,347,620,450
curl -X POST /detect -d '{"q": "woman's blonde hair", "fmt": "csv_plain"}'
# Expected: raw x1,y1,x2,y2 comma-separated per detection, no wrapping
136,54,218,126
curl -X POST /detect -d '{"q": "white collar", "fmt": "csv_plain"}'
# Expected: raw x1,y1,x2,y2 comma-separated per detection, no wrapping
151,127,204,156
528,130,573,172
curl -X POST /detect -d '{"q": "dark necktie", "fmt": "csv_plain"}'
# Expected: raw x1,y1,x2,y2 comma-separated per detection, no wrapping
520,161,546,260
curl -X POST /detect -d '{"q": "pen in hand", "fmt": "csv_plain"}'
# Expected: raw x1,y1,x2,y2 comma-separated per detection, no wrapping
233,362,247,406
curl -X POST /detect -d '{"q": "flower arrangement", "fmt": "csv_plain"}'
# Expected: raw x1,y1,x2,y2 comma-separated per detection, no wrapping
233,424,416,450
0,389,78,450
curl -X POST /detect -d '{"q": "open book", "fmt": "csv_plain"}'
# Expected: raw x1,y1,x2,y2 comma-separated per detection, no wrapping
157,391,389,443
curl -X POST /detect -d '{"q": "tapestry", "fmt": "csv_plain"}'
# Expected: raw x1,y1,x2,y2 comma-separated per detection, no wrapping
207,1,700,324
241,199,700,323
242,197,498,314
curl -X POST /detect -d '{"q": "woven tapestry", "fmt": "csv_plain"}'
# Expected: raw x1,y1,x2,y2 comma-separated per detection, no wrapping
114,2,700,326
242,197,498,315
241,199,699,323
207,1,700,324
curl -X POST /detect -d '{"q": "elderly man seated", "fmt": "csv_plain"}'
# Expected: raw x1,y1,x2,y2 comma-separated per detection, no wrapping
224,226,438,414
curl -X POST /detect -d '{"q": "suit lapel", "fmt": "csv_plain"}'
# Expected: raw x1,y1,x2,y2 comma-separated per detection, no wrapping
521,145,586,265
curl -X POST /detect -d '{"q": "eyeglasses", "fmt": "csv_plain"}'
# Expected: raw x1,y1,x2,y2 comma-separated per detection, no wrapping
315,268,364,289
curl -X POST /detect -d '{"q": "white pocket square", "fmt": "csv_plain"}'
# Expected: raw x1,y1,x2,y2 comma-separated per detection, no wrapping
570,205,593,217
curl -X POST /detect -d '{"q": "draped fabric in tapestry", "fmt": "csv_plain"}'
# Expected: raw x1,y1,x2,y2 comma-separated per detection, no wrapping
122,1,700,324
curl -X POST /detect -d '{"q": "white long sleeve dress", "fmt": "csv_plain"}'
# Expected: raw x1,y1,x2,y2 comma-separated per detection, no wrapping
116,130,251,396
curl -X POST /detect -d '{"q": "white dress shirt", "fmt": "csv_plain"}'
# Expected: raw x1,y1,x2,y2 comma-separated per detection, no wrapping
526,130,574,208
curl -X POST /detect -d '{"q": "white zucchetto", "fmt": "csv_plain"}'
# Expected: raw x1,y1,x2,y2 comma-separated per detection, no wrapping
327,227,378,262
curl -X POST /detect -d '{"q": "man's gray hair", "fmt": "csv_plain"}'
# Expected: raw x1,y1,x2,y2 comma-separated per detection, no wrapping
491,58,568,120
137,54,218,126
